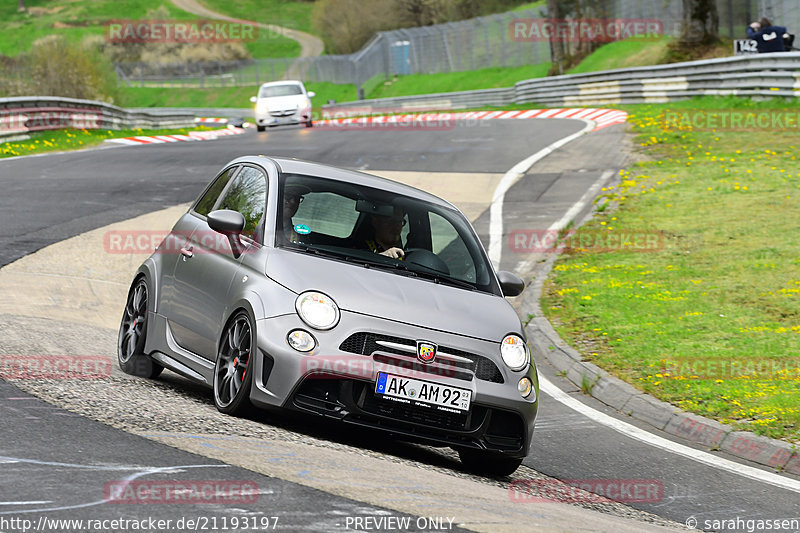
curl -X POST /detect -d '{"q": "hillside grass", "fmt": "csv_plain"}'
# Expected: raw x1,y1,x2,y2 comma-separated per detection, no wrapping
567,36,673,74
1,0,298,58
199,0,316,35
542,96,800,442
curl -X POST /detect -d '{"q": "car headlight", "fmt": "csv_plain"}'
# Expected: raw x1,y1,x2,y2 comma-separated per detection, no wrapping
295,291,340,330
500,334,529,371
256,102,269,113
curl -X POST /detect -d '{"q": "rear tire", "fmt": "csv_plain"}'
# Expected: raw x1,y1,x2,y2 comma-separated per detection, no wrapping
458,449,523,477
117,278,163,379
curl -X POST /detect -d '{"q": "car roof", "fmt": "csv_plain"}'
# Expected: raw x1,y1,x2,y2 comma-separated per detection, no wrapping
230,156,456,210
259,80,304,88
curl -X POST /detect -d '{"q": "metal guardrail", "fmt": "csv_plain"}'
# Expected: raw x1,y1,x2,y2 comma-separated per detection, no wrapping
128,107,254,119
0,97,196,141
321,88,514,116
322,52,800,114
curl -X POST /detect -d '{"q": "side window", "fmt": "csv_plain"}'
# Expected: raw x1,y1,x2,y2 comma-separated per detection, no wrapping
194,166,238,217
216,166,268,238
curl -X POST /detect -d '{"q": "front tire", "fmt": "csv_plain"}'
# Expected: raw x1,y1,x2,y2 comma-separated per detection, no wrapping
256,125,266,132
213,311,255,416
458,449,523,477
118,277,163,379
304,118,313,128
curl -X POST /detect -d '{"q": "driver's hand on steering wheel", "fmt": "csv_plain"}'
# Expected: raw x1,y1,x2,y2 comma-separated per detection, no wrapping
379,247,405,259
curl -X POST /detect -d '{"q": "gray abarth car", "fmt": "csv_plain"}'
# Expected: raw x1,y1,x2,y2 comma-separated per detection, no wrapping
118,156,539,475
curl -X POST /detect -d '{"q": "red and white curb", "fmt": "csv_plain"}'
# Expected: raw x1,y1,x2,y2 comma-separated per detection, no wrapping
195,117,228,125
318,108,628,131
105,126,245,146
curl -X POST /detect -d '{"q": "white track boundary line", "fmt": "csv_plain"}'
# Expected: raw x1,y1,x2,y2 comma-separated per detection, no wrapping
488,119,595,268
513,170,614,274
539,376,800,493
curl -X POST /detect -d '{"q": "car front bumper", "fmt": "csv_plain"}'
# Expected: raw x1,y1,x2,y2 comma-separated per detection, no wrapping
249,311,538,458
255,108,311,126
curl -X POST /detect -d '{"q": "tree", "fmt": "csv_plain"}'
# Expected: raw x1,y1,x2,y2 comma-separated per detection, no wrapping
546,0,607,76
546,0,567,75
678,0,719,46
18,0,26,12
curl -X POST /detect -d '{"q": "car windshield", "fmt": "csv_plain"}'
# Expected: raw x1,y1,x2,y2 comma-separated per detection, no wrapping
276,173,500,295
259,84,303,98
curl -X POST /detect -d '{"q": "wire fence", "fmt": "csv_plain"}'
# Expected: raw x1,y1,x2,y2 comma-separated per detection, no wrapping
114,0,781,90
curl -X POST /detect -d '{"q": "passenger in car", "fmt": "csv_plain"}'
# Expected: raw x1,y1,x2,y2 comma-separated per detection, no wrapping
364,207,406,259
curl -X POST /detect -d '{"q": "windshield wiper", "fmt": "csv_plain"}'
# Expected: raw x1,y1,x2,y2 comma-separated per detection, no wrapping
405,268,477,290
286,243,401,269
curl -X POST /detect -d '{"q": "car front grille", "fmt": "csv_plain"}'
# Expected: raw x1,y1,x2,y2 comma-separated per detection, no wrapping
339,332,504,383
270,109,296,117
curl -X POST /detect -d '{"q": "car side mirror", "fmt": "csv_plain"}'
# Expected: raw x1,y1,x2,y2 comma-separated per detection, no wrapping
307,91,316,98
250,96,258,103
497,270,524,297
207,210,246,257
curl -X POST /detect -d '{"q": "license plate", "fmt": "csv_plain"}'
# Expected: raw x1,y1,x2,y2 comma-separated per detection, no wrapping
375,372,471,412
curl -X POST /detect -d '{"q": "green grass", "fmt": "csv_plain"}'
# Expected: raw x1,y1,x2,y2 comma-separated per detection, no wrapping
0,126,216,158
1,0,298,58
541,96,800,442
511,1,546,13
367,63,552,99
117,81,359,111
199,0,316,35
567,36,673,74
118,63,555,109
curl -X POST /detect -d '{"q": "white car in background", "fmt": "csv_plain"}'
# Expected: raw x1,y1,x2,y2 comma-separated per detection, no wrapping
250,81,315,131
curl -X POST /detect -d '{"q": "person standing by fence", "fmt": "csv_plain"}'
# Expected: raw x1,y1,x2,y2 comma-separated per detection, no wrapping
747,18,793,52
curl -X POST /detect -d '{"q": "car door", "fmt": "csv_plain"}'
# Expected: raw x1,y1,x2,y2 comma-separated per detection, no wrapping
166,165,268,359
159,165,240,321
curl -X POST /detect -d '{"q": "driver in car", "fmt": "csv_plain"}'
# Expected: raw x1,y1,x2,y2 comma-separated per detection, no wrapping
365,207,406,259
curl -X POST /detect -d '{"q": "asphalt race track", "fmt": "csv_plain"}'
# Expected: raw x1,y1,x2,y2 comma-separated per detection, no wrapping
1,120,798,532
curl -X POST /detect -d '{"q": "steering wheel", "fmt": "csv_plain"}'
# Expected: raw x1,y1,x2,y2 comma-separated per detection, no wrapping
403,248,450,275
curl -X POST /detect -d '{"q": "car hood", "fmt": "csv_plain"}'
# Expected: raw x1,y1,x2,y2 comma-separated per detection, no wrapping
265,249,521,342
259,95,307,110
